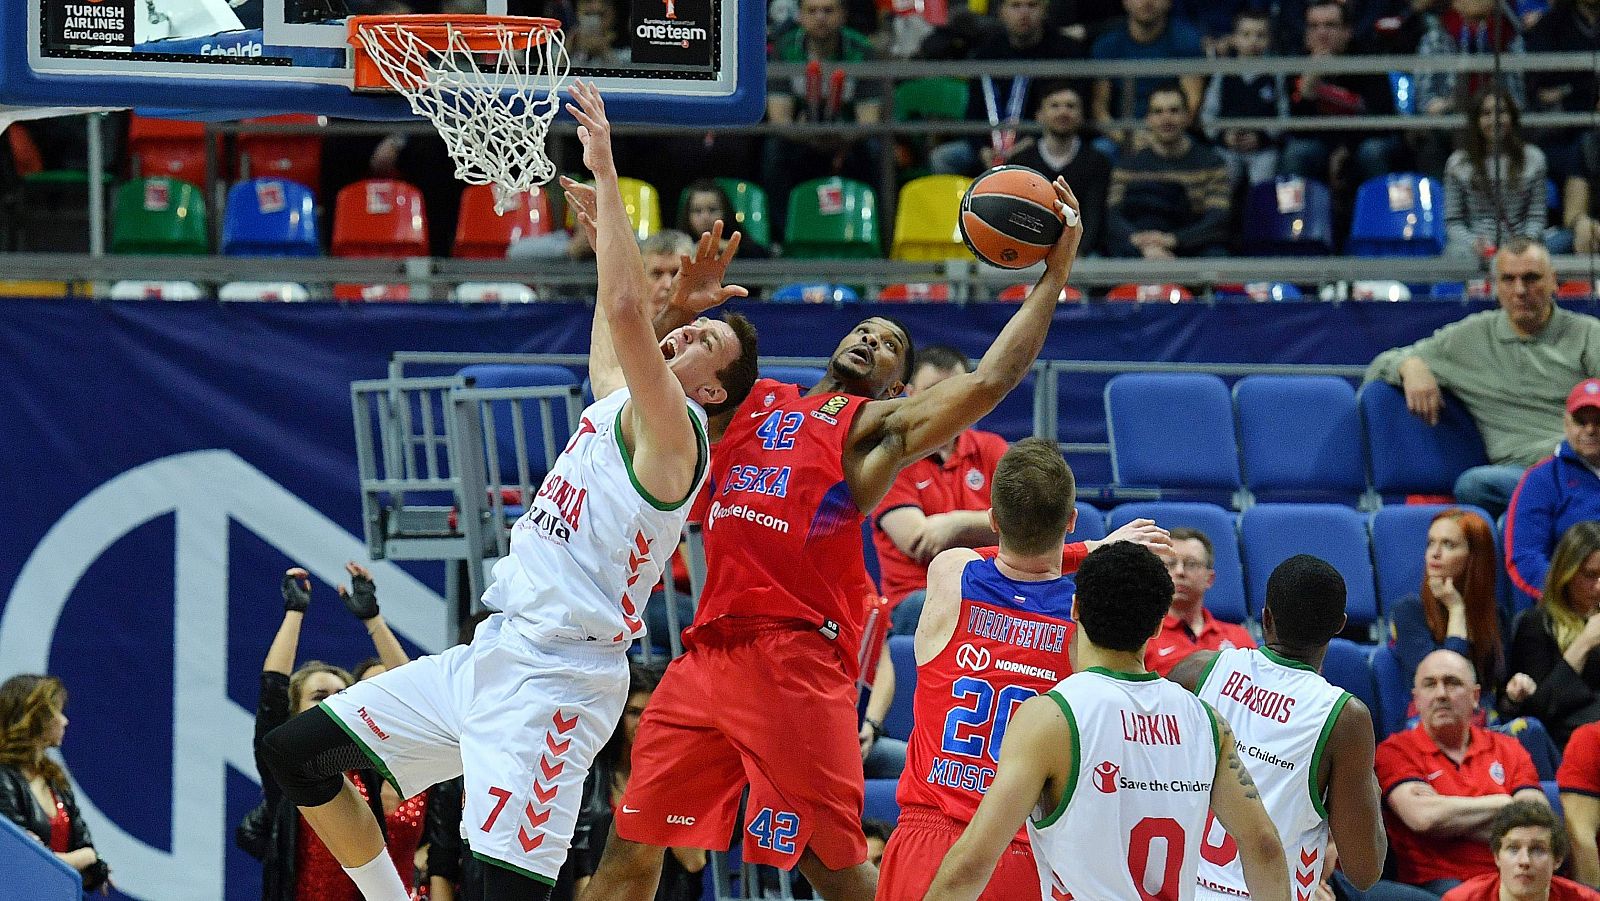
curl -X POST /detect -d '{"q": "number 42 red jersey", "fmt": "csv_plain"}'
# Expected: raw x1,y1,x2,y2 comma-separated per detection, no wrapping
686,379,873,675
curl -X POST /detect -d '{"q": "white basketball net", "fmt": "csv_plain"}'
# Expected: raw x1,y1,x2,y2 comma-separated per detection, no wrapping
355,19,569,214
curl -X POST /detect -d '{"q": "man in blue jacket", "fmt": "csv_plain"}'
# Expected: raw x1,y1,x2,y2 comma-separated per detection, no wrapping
1506,378,1600,601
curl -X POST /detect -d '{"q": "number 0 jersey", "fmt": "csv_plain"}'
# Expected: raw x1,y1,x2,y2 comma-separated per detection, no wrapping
898,557,1076,831
482,387,709,647
687,378,872,675
1029,669,1220,901
1194,647,1351,901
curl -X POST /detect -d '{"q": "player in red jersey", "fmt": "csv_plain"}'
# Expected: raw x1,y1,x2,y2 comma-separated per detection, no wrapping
577,178,1085,901
877,438,1083,901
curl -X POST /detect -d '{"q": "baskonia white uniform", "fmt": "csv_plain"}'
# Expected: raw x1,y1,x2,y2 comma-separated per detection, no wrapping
323,388,708,882
1028,667,1220,901
1194,647,1350,901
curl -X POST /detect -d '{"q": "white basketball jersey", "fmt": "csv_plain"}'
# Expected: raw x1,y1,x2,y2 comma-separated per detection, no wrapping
1028,668,1220,901
1194,648,1350,901
482,387,708,646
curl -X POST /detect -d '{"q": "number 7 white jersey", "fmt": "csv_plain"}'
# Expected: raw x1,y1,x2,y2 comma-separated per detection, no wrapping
1028,668,1220,901
482,387,709,647
1194,647,1350,901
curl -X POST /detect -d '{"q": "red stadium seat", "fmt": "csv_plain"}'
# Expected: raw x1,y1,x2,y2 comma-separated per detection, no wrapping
997,283,1084,303
332,179,429,258
236,115,323,198
333,283,412,301
453,185,555,258
1559,280,1594,299
1106,283,1194,303
127,116,208,187
878,282,951,302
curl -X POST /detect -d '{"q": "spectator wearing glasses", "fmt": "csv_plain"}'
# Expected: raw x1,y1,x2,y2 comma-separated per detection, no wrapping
1145,526,1255,677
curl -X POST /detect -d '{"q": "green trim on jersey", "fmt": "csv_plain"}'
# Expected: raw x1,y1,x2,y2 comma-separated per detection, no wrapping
612,404,709,512
1083,666,1159,682
472,850,558,886
1194,651,1224,695
1261,646,1319,673
1308,691,1353,819
1033,691,1081,829
1201,698,1223,758
317,700,403,796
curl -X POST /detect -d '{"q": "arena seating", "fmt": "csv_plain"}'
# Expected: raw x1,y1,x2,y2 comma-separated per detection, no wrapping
1107,502,1248,626
1348,174,1447,257
126,115,208,188
1066,502,1106,543
111,176,209,255
770,283,860,303
1105,373,1244,501
1239,504,1379,630
1358,382,1489,499
1369,504,1497,615
221,178,320,257
613,177,662,241
456,364,583,487
783,178,880,259
331,178,429,258
452,185,555,259
1240,177,1334,256
890,174,971,261
1369,642,1412,738
1321,638,1381,722
864,778,901,825
884,634,917,742
235,114,324,199
713,178,772,248
1234,375,1367,504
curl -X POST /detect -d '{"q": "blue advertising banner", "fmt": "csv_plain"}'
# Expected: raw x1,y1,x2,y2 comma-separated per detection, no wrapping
0,296,1538,899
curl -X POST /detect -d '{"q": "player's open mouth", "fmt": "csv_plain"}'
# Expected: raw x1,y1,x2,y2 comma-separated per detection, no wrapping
846,345,873,366
661,336,680,361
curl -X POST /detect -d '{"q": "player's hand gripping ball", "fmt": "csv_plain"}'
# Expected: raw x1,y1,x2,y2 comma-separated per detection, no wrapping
959,165,1078,269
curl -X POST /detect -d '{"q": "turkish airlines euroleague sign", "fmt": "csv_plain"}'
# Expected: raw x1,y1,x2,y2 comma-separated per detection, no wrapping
45,0,133,48
630,0,713,67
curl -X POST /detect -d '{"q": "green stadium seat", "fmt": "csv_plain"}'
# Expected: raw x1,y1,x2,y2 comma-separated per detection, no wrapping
714,178,771,248
783,177,880,259
893,78,968,121
111,176,209,255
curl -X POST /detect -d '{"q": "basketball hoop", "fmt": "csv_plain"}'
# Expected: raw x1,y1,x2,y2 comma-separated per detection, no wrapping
348,14,569,214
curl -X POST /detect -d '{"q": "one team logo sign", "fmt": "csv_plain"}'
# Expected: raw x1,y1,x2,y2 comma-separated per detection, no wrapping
630,0,712,66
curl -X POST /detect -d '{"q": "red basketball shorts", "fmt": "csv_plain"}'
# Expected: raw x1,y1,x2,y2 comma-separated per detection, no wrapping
876,809,1037,901
617,622,867,870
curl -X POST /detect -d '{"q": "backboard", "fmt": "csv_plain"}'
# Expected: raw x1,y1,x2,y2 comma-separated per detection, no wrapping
0,0,764,122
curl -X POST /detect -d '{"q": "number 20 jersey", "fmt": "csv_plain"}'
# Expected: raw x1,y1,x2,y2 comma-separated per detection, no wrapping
687,378,871,672
1029,670,1220,901
898,557,1076,830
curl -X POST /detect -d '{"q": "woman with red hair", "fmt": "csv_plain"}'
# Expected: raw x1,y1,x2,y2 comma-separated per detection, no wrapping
1388,508,1506,693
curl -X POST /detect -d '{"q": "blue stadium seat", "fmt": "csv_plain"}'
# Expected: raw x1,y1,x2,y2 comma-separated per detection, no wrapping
771,283,860,303
1369,642,1411,739
1358,382,1489,497
1108,502,1246,624
1370,504,1497,615
1348,174,1446,257
864,778,901,826
1321,638,1378,720
1106,373,1243,498
221,178,320,257
458,364,581,487
1234,375,1367,501
761,366,830,391
1240,177,1334,256
1240,504,1379,628
1067,502,1107,543
884,635,917,741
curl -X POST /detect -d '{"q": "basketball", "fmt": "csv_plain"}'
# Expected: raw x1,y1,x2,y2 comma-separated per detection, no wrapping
959,166,1069,269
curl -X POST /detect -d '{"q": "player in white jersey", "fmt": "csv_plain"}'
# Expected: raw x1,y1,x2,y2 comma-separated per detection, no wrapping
925,541,1290,901
259,82,762,901
1171,555,1386,901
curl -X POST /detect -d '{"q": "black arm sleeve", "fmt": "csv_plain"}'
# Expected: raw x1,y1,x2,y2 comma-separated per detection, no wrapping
255,671,292,811
425,777,464,883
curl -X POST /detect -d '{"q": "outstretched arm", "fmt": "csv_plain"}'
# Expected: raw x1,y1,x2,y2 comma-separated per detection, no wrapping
563,176,625,402
568,82,702,504
265,568,310,676
338,562,409,672
652,223,747,340
846,179,1082,509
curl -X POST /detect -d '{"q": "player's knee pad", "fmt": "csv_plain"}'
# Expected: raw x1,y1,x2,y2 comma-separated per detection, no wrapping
260,706,369,809
479,863,553,901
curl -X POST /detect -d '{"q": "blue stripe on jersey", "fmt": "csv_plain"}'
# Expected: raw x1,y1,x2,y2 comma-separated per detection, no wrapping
960,557,1075,619
806,480,858,542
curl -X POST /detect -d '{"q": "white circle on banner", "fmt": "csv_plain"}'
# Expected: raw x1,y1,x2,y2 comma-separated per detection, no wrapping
0,450,446,901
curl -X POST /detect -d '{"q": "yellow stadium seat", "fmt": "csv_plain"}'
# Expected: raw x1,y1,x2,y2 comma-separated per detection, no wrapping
890,174,973,261
564,176,661,241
